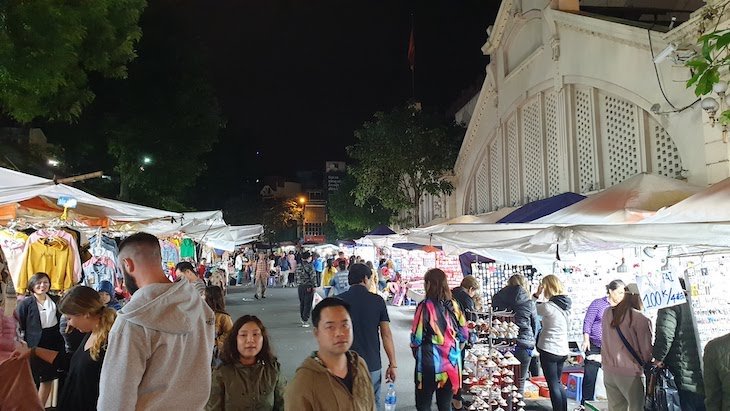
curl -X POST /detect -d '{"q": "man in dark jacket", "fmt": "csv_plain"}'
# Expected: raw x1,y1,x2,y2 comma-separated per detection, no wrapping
653,279,705,410
492,274,539,395
297,251,317,328
451,276,479,410
452,276,479,322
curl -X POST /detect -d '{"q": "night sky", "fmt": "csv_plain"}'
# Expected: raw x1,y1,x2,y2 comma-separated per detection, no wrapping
179,1,498,198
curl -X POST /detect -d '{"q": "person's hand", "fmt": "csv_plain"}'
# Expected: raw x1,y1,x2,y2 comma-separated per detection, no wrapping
581,338,590,353
386,364,397,382
10,341,30,360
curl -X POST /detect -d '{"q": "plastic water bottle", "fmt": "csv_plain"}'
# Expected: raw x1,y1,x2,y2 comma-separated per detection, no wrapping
384,383,397,411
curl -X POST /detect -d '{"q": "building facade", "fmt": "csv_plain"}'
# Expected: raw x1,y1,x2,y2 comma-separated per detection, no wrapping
419,0,730,222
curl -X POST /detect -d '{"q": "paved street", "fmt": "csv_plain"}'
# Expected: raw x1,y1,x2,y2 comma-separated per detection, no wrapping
225,285,563,410
225,284,419,410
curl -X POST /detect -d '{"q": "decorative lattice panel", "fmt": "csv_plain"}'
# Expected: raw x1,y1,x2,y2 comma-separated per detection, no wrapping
476,159,490,213
489,137,503,210
545,91,561,196
574,87,597,192
600,93,640,186
465,186,475,214
521,98,544,202
648,118,683,179
506,117,521,205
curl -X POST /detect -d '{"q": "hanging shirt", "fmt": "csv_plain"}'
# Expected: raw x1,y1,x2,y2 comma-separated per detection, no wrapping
26,229,82,282
180,238,196,260
18,236,76,294
82,257,118,291
0,230,28,287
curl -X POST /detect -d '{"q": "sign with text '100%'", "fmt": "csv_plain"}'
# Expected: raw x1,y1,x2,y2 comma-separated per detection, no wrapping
636,270,687,311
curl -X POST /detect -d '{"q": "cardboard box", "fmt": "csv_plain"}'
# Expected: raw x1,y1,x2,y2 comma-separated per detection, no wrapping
566,372,584,403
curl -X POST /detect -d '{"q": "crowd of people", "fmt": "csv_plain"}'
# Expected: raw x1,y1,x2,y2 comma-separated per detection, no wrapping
9,231,730,411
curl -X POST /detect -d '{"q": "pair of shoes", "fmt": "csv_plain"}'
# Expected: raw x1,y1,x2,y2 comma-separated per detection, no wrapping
301,321,310,328
254,294,259,300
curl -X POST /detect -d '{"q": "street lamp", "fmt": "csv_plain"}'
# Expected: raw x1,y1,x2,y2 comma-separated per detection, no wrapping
297,196,307,241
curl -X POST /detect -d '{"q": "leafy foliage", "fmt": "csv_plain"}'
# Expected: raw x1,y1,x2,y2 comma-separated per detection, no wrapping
260,198,301,243
0,0,146,123
327,174,393,238
346,103,464,227
41,3,222,210
686,28,730,124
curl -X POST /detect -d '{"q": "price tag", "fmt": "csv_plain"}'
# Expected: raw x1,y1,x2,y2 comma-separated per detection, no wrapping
636,271,686,311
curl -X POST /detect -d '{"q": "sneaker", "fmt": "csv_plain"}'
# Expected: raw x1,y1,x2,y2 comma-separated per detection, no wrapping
301,321,310,328
262,295,266,299
254,295,259,300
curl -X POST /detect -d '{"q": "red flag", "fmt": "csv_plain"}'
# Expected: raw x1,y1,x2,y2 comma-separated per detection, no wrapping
407,27,415,71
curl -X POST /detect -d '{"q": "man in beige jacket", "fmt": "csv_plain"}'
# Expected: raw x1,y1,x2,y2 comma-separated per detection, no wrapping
285,297,374,411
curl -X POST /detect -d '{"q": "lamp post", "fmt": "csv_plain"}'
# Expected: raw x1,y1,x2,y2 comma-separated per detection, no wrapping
297,196,306,241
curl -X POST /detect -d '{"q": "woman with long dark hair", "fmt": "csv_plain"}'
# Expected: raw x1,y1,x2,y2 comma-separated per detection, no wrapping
601,283,653,411
15,272,64,405
12,285,117,410
205,315,285,410
204,286,232,366
410,268,469,411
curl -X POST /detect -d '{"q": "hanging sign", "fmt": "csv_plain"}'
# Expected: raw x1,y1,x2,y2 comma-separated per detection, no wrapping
57,196,78,208
636,270,686,311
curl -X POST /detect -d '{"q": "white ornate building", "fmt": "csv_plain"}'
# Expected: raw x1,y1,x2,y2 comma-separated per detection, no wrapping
417,0,730,224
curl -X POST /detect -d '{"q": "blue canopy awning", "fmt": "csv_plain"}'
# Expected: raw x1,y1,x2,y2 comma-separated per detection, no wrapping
367,225,397,236
392,242,442,251
459,252,494,276
497,192,586,223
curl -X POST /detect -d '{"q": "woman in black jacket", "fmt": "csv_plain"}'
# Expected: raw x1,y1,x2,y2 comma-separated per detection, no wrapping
15,272,64,405
491,274,538,395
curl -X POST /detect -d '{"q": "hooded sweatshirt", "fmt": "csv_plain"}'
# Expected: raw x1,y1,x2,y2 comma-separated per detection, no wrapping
284,351,374,411
535,294,572,356
97,279,215,411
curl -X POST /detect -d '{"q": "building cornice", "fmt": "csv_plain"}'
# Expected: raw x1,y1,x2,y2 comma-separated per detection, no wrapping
482,0,517,56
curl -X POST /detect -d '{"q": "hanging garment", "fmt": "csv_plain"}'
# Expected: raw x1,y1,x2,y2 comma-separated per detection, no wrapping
17,234,77,294
180,238,196,260
82,256,118,291
0,229,28,287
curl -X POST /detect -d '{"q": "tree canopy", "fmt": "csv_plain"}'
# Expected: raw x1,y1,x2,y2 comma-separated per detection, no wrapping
0,0,146,123
41,3,223,211
327,174,393,238
346,103,464,227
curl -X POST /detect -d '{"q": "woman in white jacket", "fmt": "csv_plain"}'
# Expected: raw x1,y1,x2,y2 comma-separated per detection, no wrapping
532,274,572,411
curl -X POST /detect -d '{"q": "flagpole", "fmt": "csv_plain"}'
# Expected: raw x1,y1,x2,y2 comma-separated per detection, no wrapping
410,13,415,99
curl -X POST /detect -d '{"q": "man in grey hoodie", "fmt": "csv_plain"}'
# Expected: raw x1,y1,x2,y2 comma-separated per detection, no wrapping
97,232,215,410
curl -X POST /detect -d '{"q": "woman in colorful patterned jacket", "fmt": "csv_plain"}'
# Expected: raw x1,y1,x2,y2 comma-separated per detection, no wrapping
410,268,469,411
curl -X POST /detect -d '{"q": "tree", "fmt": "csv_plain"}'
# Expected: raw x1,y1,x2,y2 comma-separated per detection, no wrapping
260,198,301,243
346,103,464,227
687,27,730,125
328,174,393,238
0,0,146,123
42,3,223,210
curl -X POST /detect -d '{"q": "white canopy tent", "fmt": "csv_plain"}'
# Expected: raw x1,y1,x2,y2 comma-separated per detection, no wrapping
534,173,703,224
0,167,262,248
